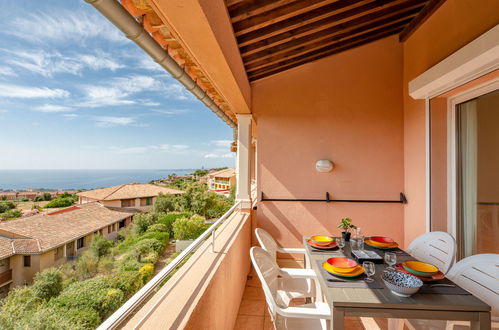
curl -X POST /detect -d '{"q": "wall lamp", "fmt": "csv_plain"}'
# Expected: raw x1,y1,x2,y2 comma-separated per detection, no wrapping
315,160,333,172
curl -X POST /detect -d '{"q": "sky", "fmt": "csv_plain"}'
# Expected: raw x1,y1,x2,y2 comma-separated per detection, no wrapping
0,0,236,170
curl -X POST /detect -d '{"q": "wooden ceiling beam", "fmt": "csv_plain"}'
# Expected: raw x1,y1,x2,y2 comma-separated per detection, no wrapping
240,0,426,56
248,26,403,80
399,0,446,41
244,14,415,71
242,5,423,64
233,0,339,36
237,0,371,46
229,0,298,24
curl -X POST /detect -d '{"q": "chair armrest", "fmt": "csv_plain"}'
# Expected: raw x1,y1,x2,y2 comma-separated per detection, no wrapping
278,248,306,254
280,268,317,279
277,302,331,319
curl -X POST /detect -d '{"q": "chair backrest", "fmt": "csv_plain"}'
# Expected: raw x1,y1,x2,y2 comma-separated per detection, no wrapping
250,246,283,319
447,254,499,317
406,231,456,274
255,228,280,260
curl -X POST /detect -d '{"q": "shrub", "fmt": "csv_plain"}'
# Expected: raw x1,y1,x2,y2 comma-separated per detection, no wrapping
97,256,115,274
157,212,190,237
20,197,30,202
42,192,52,201
139,231,169,245
133,213,156,234
140,251,159,264
0,286,41,320
29,305,101,330
0,201,15,213
173,215,206,240
34,195,44,202
32,268,63,300
52,277,124,320
138,263,154,283
117,226,133,242
147,223,168,233
0,208,22,220
134,238,164,259
116,253,142,272
88,235,114,257
107,271,143,298
153,193,178,213
0,195,5,201
43,197,74,208
74,252,99,280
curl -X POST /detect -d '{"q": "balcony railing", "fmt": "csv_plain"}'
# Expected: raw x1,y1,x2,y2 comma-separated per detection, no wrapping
98,201,243,329
0,269,12,286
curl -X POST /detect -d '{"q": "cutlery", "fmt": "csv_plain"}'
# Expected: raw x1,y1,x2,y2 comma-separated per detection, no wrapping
429,284,456,288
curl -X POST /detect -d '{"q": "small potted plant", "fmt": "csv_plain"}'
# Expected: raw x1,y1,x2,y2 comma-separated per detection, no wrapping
338,217,356,241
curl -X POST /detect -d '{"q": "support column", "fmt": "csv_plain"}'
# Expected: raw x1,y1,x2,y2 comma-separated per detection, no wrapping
63,244,67,258
236,114,252,208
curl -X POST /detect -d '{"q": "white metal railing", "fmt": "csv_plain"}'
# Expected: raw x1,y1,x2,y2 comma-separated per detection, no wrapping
97,201,242,330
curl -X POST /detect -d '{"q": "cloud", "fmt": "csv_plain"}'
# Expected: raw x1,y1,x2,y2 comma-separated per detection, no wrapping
0,109,7,113
209,140,232,147
3,49,123,77
136,54,163,72
111,144,191,154
204,152,235,159
63,114,78,119
95,116,135,127
80,86,135,107
151,109,192,115
6,10,126,44
0,84,69,98
144,101,161,106
0,66,16,77
35,104,74,113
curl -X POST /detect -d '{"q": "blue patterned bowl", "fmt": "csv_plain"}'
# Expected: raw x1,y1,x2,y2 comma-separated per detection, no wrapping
382,271,423,297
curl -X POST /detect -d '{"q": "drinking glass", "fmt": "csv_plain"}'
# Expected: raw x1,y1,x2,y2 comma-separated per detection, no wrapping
384,252,397,271
363,261,375,282
337,237,345,252
354,227,363,238
357,236,365,251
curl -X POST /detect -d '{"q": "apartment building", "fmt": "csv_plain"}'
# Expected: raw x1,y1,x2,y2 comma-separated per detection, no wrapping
0,202,134,296
207,168,236,192
77,183,183,212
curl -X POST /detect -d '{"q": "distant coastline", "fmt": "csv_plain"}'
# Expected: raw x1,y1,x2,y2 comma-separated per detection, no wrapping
0,169,194,191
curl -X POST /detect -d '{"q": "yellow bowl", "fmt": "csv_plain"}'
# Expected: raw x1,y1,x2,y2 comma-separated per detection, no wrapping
311,235,334,246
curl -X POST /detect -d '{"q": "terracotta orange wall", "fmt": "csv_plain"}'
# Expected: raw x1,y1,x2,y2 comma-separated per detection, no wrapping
402,0,499,246
252,36,405,248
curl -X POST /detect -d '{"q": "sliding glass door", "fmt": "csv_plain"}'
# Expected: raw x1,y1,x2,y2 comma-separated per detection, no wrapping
456,89,499,259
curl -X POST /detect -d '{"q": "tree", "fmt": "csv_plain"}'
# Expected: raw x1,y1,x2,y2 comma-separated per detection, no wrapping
42,192,52,201
153,193,178,213
32,268,63,300
88,235,114,258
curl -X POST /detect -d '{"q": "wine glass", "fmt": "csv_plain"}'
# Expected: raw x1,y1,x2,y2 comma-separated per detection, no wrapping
363,261,375,282
337,237,345,252
384,252,397,271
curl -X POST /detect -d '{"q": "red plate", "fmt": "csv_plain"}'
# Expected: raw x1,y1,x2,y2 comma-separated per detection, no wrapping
395,263,445,281
307,239,338,250
370,236,395,243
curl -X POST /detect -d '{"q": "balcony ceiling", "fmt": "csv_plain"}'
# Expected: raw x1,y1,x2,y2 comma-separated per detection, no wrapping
226,0,445,81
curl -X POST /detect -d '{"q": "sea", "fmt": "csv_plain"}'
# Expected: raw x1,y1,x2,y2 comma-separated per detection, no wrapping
0,169,194,191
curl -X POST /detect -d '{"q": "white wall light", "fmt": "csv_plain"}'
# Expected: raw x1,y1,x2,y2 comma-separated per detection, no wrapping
315,160,333,172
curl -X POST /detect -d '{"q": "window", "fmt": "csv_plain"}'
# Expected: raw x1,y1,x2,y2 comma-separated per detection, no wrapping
23,256,31,267
121,199,134,207
108,225,112,233
77,237,85,249
119,219,126,229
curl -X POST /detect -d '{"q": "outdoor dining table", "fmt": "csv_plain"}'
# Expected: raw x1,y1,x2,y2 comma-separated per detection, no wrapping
303,238,491,330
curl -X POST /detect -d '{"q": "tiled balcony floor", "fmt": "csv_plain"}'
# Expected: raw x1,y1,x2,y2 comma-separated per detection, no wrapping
234,264,399,330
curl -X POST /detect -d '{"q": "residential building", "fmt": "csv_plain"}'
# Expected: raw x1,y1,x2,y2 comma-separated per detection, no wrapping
0,190,77,201
0,202,134,296
88,0,499,328
77,183,183,212
207,168,236,192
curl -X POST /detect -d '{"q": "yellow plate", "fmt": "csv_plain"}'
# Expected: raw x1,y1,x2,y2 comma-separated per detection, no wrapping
365,240,399,249
365,239,392,247
310,235,334,246
403,260,438,274
323,263,365,277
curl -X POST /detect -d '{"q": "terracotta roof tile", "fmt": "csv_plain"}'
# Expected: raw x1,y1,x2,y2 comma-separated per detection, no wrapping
77,183,184,200
208,168,236,178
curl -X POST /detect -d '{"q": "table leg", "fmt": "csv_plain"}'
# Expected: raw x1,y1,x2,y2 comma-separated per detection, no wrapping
332,307,344,330
470,312,491,330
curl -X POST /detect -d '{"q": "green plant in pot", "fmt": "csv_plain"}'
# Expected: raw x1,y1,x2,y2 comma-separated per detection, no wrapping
338,218,356,241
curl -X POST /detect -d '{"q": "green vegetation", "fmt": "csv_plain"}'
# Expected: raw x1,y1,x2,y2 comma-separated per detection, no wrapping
172,215,207,240
34,192,53,202
0,201,21,221
43,194,78,209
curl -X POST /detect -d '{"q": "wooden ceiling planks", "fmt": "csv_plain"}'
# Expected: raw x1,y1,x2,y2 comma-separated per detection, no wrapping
225,0,437,81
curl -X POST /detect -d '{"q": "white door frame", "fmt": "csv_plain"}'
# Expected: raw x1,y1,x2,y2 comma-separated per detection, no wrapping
446,79,499,238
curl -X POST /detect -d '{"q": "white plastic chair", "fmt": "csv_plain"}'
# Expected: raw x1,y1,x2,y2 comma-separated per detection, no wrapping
255,228,319,302
400,253,498,330
250,247,331,330
406,231,456,274
445,253,499,329
255,228,306,261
